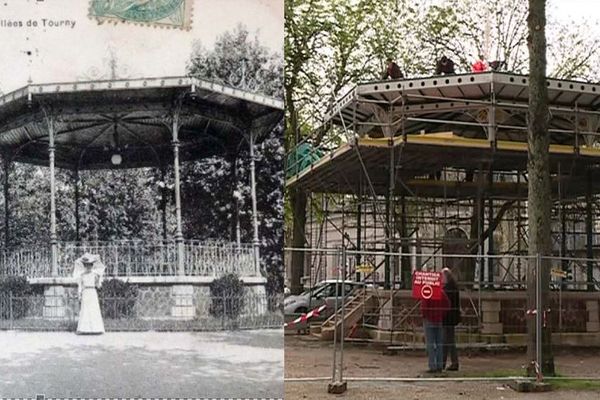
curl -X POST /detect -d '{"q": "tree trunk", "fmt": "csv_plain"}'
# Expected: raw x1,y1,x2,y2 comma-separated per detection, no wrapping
289,187,307,295
526,0,554,376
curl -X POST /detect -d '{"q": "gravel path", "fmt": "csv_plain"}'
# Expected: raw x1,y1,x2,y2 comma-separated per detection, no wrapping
0,329,283,398
285,335,600,399
286,381,600,400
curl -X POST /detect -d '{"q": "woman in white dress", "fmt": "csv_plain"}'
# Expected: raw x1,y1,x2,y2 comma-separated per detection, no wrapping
76,254,105,334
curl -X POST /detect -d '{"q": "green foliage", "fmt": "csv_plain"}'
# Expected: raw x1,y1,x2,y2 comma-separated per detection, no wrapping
98,279,139,319
209,273,245,319
0,275,33,319
283,0,600,248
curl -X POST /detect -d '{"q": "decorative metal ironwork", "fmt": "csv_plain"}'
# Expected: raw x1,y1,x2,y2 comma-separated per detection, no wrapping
0,240,257,278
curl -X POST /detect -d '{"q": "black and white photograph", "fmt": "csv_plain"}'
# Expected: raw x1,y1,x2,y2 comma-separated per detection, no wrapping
0,0,284,398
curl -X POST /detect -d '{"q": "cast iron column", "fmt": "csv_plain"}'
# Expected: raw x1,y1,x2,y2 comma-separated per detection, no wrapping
160,166,168,241
3,154,10,247
249,131,260,276
172,115,185,275
74,169,80,242
48,116,58,276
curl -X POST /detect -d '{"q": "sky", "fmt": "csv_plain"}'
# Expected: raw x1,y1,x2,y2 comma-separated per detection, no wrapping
0,0,597,94
0,0,284,93
552,0,600,23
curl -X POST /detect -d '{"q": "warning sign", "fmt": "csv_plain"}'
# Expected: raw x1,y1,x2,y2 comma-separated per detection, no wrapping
356,264,374,274
412,271,443,300
551,268,567,279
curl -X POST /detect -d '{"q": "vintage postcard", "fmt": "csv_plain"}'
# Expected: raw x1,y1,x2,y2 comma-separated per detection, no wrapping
0,0,283,399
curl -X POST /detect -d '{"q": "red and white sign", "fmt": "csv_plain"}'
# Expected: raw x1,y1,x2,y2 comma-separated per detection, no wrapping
412,271,443,300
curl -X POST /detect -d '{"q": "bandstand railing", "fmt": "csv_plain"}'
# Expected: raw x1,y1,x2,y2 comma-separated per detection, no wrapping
0,240,257,278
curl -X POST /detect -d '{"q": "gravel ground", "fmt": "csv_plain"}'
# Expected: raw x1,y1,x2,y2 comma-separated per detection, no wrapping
285,335,600,399
0,329,283,398
286,381,600,400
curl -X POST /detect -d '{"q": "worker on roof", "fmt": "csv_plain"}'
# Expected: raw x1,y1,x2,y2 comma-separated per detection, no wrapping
436,56,455,75
382,57,404,80
471,54,488,73
489,60,504,71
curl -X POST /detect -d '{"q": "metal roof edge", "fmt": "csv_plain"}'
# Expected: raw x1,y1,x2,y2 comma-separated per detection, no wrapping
0,76,283,111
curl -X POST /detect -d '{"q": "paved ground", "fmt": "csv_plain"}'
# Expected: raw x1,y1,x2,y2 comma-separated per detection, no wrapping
285,335,600,399
0,329,283,398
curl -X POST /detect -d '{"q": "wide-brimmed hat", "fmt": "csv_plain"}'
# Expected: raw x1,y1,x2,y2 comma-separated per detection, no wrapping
80,253,99,265
73,253,105,279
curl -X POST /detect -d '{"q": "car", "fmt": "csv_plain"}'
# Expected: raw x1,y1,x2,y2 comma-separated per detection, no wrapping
283,280,365,315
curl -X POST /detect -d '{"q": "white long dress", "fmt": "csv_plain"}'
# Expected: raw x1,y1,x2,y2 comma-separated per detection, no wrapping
77,272,105,334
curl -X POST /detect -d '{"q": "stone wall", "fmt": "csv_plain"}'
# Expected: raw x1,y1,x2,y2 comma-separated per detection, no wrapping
1,276,282,331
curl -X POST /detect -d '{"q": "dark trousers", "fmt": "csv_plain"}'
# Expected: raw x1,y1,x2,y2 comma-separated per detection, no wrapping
443,325,459,367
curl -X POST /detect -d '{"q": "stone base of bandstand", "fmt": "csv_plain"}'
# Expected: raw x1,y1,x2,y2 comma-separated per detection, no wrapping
43,285,67,319
33,276,269,321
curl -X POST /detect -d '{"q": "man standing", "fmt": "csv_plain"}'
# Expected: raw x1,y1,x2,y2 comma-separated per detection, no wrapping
442,267,461,371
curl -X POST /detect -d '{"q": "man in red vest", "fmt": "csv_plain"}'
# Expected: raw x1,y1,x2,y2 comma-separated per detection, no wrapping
471,55,488,73
421,287,450,373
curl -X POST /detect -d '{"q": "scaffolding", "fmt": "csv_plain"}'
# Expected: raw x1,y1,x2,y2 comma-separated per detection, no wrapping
287,72,600,293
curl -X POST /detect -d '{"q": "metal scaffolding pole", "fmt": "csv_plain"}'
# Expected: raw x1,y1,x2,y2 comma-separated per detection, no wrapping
356,184,362,282
401,195,410,288
586,169,594,291
385,137,394,289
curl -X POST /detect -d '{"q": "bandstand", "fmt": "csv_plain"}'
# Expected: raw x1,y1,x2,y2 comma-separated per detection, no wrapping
0,76,283,324
286,72,600,344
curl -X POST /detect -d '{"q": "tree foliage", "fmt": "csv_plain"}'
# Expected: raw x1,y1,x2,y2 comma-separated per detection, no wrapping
188,23,283,98
187,25,284,294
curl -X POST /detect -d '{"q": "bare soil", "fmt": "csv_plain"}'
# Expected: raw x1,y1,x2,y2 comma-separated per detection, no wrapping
285,335,600,399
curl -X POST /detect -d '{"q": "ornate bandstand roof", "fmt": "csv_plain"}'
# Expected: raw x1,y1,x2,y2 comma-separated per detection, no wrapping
0,76,284,170
287,72,600,199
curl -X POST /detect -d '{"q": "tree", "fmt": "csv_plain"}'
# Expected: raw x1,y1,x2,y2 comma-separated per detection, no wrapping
187,25,284,295
285,0,328,295
78,169,161,241
526,0,554,376
188,23,283,98
285,0,404,293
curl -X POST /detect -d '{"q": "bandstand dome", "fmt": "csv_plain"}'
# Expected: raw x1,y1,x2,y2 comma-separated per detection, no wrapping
0,76,284,280
0,76,283,169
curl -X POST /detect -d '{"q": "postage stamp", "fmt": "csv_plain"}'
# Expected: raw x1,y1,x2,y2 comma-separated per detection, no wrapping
88,0,193,30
